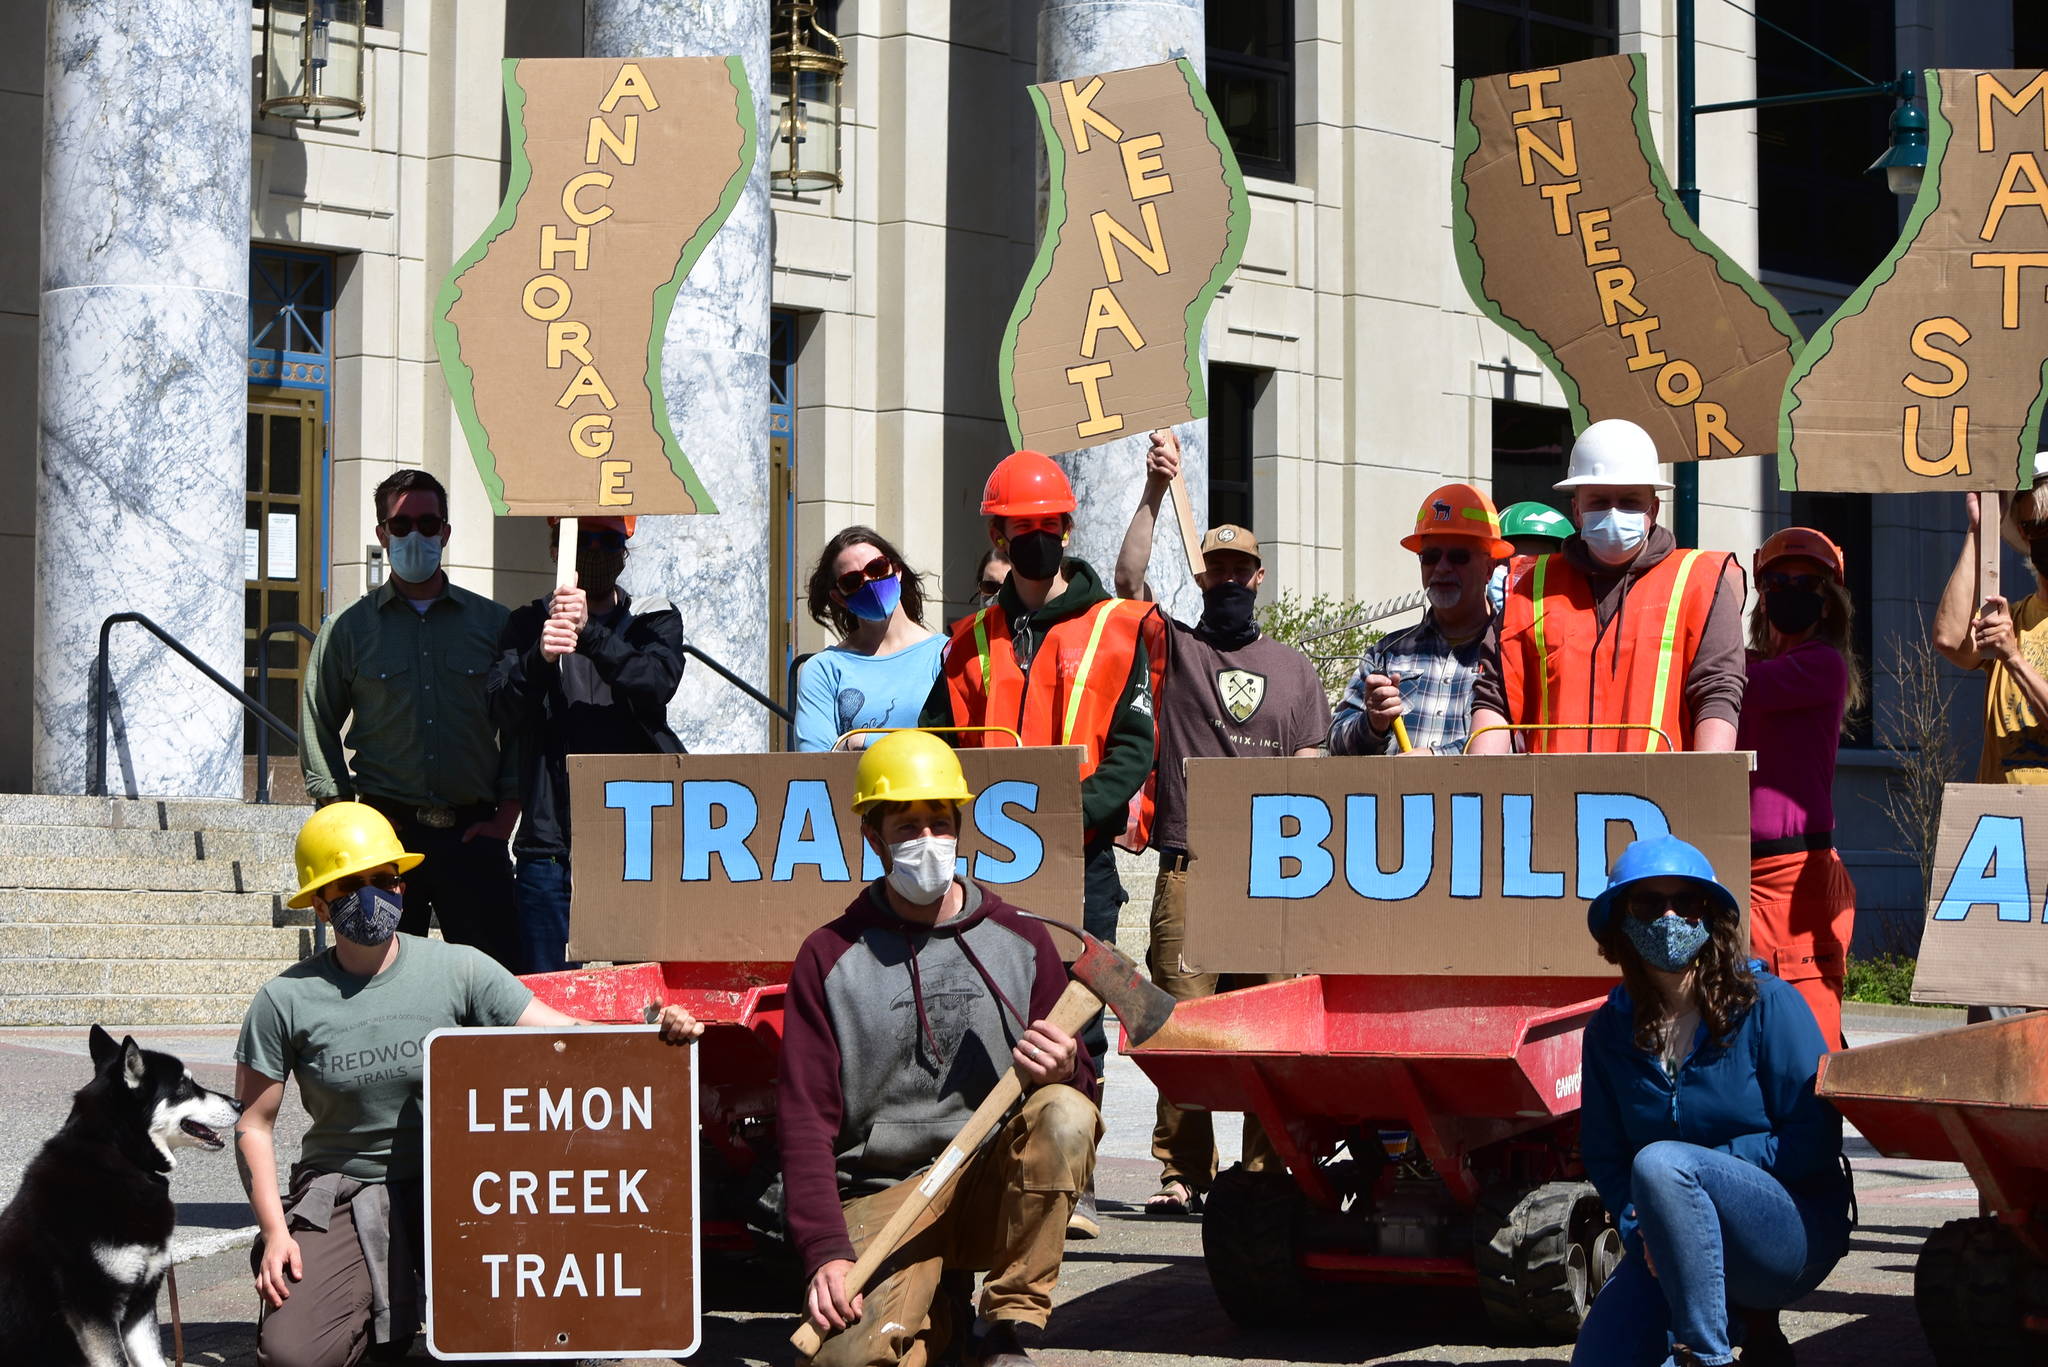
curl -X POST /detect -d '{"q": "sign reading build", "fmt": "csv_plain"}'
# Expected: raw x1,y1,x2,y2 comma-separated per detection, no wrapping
1455,54,1799,462
1183,753,1751,976
1781,70,2048,492
424,1027,697,1360
568,748,1085,963
1913,783,2048,1008
1002,60,1248,453
436,58,755,516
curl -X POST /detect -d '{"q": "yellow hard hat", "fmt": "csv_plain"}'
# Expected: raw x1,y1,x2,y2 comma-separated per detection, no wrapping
287,802,424,909
851,730,975,814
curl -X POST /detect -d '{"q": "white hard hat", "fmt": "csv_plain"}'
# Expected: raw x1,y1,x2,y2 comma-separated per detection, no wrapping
1554,419,1674,493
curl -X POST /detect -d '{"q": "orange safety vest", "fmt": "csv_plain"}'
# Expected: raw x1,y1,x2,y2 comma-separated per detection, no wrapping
1498,548,1731,753
943,597,1169,845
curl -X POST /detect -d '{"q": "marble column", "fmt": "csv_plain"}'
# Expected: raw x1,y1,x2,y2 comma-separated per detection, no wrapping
1039,0,1209,624
588,0,772,754
34,0,250,797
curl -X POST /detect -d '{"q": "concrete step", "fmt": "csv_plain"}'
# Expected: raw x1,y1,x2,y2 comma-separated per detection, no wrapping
0,794,312,834
0,958,284,999
0,856,295,895
0,824,293,862
0,890,308,926
0,994,262,1027
0,924,311,961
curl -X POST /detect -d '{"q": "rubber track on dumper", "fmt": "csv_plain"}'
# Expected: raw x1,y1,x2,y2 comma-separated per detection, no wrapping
1200,1165,1310,1327
1914,1215,2048,1366
1473,1180,1596,1341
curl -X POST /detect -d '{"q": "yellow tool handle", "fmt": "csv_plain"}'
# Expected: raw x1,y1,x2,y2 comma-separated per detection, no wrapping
1391,716,1413,754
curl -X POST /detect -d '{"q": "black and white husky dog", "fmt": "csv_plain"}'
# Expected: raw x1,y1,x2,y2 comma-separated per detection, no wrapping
0,1025,242,1366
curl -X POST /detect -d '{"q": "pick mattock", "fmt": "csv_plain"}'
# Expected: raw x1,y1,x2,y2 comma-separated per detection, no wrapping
789,917,1175,1358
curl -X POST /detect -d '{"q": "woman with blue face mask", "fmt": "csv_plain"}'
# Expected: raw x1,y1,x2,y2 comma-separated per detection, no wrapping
795,527,945,751
1572,835,1852,1367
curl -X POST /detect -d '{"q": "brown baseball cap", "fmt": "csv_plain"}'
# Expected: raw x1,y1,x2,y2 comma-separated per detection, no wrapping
1200,524,1261,564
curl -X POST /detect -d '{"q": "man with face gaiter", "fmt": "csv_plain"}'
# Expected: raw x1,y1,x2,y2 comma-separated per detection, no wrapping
1469,419,1748,756
1112,428,1331,1217
920,448,1167,1239
488,514,684,974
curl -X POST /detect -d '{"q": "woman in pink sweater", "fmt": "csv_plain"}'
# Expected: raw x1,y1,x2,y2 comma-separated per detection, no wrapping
1738,528,1863,1048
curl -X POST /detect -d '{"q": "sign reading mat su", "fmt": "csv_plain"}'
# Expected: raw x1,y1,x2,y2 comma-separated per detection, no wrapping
1182,753,1751,976
568,748,1085,964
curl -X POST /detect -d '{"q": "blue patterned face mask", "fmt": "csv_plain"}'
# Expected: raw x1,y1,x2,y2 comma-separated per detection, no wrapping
1622,912,1711,973
328,884,405,946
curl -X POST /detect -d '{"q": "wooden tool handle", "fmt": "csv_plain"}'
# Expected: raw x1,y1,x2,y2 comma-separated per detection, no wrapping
1167,472,1205,581
555,516,579,591
1979,493,2007,607
789,979,1103,1358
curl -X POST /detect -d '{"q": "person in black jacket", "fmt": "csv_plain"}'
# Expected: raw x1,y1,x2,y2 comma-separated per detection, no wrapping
488,515,685,973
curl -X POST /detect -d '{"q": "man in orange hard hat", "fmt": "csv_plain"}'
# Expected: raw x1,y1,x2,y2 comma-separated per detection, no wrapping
1330,483,1512,756
921,449,1166,1239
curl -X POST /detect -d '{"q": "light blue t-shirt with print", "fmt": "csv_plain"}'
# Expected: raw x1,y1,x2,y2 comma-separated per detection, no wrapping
794,634,946,751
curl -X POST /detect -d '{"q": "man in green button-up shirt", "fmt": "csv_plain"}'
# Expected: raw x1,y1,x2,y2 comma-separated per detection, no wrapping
300,470,522,965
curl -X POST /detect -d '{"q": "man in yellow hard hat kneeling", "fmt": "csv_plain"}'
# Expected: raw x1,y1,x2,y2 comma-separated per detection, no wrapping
781,731,1100,1367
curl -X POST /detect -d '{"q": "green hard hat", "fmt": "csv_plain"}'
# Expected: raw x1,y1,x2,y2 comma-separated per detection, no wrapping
1500,502,1571,541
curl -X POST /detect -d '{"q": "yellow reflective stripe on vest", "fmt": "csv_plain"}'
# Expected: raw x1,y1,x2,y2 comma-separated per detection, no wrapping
1061,601,1122,745
1644,550,1707,751
972,608,993,694
1529,554,1553,731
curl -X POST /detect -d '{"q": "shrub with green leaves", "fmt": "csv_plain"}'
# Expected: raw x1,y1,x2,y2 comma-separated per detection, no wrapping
1844,953,1918,1007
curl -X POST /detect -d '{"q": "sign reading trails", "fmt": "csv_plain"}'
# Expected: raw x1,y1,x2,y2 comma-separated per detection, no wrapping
1455,54,1799,463
424,1027,698,1360
436,57,755,516
1183,753,1751,976
568,748,1085,964
1002,59,1248,453
1781,69,2048,492
1913,783,2048,1008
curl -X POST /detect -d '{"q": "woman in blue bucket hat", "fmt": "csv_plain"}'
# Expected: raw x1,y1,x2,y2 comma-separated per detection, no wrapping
1571,835,1852,1367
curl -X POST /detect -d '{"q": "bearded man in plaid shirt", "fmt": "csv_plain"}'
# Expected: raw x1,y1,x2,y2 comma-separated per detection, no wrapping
1331,484,1514,756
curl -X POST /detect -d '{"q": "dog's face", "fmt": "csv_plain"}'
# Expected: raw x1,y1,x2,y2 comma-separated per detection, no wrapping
87,1025,241,1170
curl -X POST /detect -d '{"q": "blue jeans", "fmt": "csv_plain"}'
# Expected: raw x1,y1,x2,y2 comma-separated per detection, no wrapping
511,855,582,976
1571,1142,1847,1367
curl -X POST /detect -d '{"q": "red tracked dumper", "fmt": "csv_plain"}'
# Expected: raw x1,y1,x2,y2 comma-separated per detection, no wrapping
1129,972,1620,1339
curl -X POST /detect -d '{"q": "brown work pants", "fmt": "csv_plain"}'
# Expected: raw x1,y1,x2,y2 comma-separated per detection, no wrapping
253,1191,410,1367
1147,867,1285,1190
810,1083,1101,1367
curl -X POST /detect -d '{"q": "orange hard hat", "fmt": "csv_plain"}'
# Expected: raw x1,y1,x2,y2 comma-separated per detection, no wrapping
980,451,1077,517
547,515,637,537
1755,526,1844,581
1399,483,1515,558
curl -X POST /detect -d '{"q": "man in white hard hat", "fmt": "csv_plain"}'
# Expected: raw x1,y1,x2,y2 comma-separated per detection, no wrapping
1469,418,1747,754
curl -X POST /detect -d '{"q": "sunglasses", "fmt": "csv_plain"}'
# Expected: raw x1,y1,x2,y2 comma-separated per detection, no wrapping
1418,546,1472,567
575,529,628,552
1759,570,1824,593
381,513,445,538
329,871,404,897
978,579,1004,596
1624,888,1714,924
835,556,895,598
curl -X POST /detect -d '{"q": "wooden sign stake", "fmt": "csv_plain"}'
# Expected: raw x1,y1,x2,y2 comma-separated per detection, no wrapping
1980,494,2008,606
556,515,579,592
1167,472,1205,580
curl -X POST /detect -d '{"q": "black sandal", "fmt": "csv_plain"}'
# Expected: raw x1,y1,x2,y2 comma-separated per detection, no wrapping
1145,1179,1203,1215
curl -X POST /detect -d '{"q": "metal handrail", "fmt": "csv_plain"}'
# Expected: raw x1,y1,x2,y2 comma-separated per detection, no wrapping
681,643,793,724
254,621,319,803
92,612,300,799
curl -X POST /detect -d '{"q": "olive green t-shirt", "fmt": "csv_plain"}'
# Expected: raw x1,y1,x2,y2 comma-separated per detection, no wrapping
236,934,533,1182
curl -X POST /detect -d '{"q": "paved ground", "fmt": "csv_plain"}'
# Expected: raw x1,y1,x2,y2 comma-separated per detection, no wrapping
0,1008,1975,1365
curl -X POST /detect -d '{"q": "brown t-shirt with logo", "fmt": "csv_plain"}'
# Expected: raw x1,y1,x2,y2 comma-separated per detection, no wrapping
1153,621,1333,852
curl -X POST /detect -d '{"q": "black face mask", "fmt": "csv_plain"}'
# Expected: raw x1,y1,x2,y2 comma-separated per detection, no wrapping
2030,538,2048,583
1006,530,1065,582
1197,581,1260,649
1763,588,1824,636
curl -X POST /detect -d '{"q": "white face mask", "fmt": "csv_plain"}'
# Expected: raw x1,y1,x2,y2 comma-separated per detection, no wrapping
1581,507,1648,565
885,835,957,905
1486,562,1509,614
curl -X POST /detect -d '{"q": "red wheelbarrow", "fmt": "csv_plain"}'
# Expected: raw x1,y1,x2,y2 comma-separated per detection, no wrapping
1130,972,1618,1339
1817,1010,2048,1365
522,960,789,1259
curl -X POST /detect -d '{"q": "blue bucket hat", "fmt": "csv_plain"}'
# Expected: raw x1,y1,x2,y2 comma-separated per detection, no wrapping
1587,834,1740,938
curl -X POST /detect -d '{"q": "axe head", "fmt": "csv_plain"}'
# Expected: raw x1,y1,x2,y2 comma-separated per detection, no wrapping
1023,912,1177,1046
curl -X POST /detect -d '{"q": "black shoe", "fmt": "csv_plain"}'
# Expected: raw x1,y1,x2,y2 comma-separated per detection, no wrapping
971,1318,1044,1367
1739,1309,1796,1366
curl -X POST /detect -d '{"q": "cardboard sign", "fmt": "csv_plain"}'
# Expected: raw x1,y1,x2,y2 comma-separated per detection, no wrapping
1001,60,1248,453
1780,70,2048,492
436,58,756,516
1912,783,2048,1008
1454,55,1799,462
567,748,1086,963
1182,753,1751,976
424,1027,698,1360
